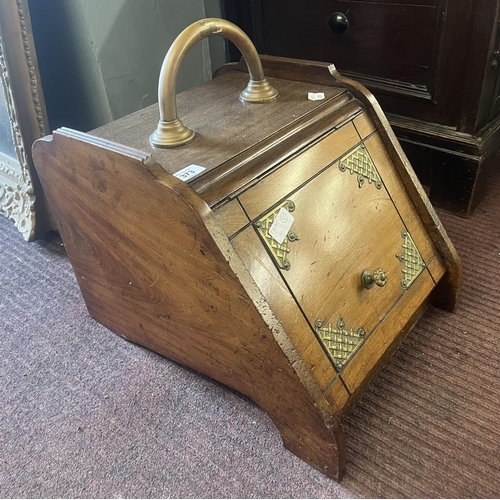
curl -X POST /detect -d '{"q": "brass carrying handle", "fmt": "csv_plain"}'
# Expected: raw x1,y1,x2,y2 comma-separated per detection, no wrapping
361,268,388,289
150,18,279,148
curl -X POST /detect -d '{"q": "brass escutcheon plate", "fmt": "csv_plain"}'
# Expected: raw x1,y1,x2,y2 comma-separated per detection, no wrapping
254,200,298,270
339,144,382,189
396,229,426,289
314,316,366,371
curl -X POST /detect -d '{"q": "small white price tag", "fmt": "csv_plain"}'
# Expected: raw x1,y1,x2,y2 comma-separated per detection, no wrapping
308,92,325,101
268,207,294,244
173,164,206,182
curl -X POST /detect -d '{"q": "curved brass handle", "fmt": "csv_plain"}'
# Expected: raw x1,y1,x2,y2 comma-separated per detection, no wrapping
150,18,279,148
361,268,388,289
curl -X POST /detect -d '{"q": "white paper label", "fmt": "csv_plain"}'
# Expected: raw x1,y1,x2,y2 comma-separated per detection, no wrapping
308,92,325,101
268,207,294,244
173,164,206,182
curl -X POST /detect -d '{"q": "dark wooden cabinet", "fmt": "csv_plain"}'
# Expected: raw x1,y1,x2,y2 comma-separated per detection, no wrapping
224,0,500,215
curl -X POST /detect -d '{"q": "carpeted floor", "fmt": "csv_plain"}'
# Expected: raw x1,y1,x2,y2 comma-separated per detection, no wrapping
1,165,499,498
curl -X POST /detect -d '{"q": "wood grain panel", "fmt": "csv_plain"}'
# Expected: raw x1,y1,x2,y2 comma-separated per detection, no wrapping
238,122,360,220
341,269,435,394
353,112,376,140
213,199,249,238
91,72,344,181
231,227,337,391
426,253,447,284
324,376,351,418
245,160,409,340
196,97,363,208
364,132,437,264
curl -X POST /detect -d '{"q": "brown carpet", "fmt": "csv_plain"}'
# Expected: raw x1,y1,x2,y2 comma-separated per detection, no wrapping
1,165,499,498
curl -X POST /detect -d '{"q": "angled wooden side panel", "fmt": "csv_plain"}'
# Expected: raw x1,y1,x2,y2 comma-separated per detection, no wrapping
32,129,346,480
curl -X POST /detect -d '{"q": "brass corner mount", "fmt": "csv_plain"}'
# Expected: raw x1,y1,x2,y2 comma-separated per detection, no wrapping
150,18,279,149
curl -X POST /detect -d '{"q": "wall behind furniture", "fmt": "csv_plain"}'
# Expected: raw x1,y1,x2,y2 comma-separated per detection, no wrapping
28,0,227,132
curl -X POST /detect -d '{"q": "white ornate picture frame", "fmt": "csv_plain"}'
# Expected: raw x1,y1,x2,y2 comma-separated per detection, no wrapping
0,0,49,241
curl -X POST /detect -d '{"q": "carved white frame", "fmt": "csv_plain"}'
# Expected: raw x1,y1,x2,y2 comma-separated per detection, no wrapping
0,0,48,241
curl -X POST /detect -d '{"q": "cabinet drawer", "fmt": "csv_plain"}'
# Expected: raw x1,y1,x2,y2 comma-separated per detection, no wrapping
262,1,439,84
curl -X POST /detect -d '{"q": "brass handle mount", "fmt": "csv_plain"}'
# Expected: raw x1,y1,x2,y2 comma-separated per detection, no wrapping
361,268,388,289
150,18,279,149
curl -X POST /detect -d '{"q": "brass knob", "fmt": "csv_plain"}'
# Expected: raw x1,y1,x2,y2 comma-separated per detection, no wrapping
361,268,388,289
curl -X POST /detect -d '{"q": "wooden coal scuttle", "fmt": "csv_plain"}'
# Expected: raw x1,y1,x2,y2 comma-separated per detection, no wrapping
33,19,461,481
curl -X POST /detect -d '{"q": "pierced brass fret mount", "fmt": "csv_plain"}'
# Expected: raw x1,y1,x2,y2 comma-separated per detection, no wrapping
396,229,426,289
339,144,382,189
254,200,299,270
314,316,366,371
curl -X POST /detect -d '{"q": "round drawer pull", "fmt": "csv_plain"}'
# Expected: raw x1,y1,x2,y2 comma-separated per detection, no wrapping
327,12,349,34
361,268,388,289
